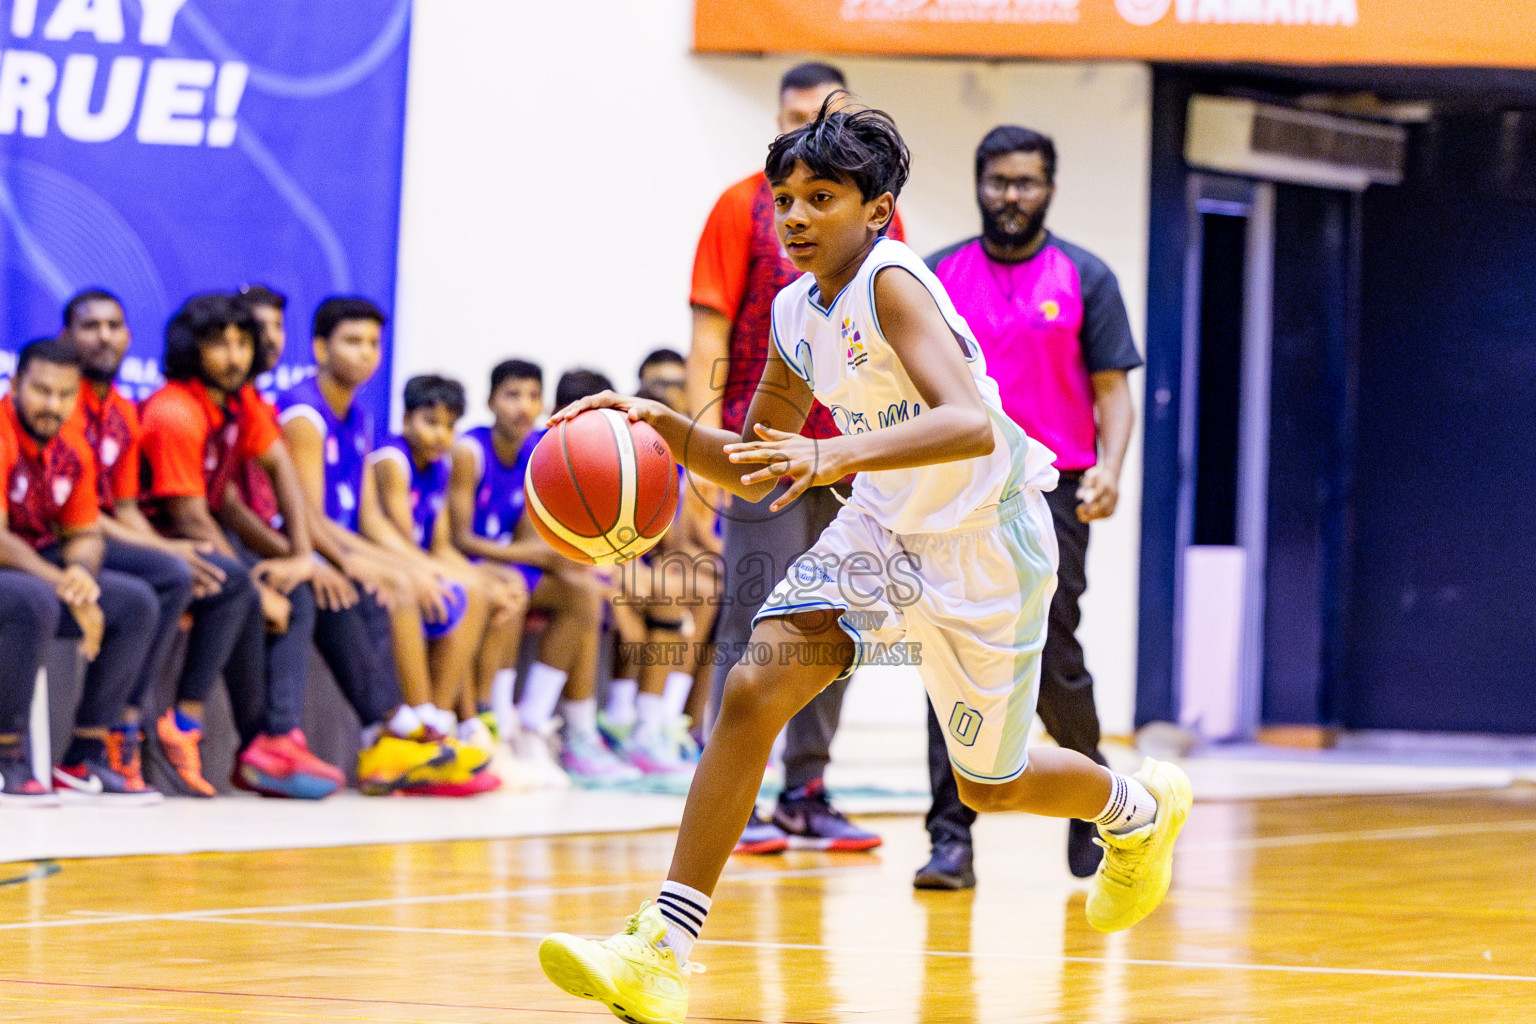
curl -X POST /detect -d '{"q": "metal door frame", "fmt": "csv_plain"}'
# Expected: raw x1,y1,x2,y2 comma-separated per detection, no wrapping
1175,174,1274,740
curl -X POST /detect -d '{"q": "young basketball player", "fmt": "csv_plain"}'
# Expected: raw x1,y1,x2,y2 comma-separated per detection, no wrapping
537,104,1192,1023
364,374,507,794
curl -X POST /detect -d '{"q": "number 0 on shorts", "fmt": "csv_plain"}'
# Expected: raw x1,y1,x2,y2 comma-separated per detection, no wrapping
948,702,983,747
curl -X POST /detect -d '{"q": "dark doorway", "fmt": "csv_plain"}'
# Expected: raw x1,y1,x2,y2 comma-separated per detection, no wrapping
1345,116,1536,732
1193,212,1247,548
1141,66,1536,737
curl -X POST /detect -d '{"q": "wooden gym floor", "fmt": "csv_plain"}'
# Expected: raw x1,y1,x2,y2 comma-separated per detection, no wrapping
3,788,1535,1023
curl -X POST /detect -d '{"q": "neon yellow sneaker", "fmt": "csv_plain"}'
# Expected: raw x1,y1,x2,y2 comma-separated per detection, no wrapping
405,719,492,786
539,901,698,1024
357,734,454,795
1086,757,1193,933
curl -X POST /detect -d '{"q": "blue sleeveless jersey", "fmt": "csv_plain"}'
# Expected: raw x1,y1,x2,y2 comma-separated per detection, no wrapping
275,377,374,532
374,436,449,550
459,424,542,544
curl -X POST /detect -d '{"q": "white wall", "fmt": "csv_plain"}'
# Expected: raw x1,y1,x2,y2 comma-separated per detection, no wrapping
393,2,1151,735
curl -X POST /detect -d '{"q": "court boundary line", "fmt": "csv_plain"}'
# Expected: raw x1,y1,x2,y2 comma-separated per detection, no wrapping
0,865,855,932
172,914,1536,985
1180,816,1536,852
0,979,799,1024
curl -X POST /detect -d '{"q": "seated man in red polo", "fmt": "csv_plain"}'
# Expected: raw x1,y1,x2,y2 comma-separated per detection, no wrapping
0,338,159,804
139,293,341,799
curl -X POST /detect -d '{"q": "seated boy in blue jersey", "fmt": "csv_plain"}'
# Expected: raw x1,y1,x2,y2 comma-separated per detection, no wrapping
272,296,469,795
573,358,720,782
537,103,1193,1024
364,374,517,795
447,360,636,786
638,351,721,745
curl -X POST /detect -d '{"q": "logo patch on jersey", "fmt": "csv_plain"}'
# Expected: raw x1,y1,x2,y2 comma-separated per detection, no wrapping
841,317,868,370
10,473,27,503
100,436,121,467
1039,299,1061,321
337,483,356,511
831,406,871,435
326,436,339,465
52,477,73,507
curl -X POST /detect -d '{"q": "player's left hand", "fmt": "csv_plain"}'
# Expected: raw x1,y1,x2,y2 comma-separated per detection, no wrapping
546,390,669,429
1075,465,1120,522
253,555,315,596
312,560,360,612
726,423,843,513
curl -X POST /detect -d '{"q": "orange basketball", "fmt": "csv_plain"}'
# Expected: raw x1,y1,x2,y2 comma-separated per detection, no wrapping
524,408,680,566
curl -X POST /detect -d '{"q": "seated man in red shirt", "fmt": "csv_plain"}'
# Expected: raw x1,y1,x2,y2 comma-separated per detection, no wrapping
139,293,341,799
62,288,247,794
0,338,159,804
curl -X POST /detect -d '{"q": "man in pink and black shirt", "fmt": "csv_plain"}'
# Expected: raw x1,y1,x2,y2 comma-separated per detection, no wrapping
918,125,1142,887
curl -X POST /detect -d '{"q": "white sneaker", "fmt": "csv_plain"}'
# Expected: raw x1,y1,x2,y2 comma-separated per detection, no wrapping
561,728,642,786
509,723,571,790
623,725,693,779
457,716,497,757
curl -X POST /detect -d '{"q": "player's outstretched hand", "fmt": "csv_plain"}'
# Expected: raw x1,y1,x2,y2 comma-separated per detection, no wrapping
546,390,668,428
726,423,844,513
1075,464,1120,522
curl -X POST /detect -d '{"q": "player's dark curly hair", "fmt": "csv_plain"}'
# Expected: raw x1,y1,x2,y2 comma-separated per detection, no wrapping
765,97,909,230
163,292,269,383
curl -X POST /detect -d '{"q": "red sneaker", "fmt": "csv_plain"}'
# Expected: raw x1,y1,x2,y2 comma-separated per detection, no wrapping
280,729,346,788
234,734,339,800
399,771,502,798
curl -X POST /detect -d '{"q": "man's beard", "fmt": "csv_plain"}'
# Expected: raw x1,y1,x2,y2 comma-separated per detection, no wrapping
81,361,119,385
18,409,60,445
199,368,247,395
980,203,1047,253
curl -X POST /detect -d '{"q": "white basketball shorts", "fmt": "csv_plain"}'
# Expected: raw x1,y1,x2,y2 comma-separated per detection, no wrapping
753,487,1058,784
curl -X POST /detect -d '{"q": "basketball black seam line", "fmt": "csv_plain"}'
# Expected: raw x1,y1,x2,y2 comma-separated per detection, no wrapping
634,447,680,540
559,415,623,558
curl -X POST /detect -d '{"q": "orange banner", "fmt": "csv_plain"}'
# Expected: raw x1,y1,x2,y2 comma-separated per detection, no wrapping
695,0,1536,69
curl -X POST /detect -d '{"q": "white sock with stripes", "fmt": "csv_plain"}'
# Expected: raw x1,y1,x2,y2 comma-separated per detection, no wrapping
655,880,711,965
1092,770,1158,835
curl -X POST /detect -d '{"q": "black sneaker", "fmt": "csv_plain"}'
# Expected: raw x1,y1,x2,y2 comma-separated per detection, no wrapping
0,756,58,808
733,808,789,854
53,756,163,806
914,840,976,890
1068,817,1104,878
772,778,882,851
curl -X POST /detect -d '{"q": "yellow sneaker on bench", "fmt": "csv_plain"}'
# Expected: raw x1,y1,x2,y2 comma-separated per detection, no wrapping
539,901,696,1024
356,734,453,795
1086,757,1193,933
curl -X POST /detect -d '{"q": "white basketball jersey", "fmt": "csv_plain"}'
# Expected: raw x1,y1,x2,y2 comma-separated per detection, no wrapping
770,237,1058,534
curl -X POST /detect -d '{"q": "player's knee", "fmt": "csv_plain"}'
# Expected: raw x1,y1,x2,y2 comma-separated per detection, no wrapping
575,579,607,624
717,661,778,722
381,566,414,603
955,774,1015,814
459,572,489,606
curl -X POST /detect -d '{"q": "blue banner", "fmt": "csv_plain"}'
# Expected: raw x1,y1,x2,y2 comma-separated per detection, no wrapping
0,0,411,429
